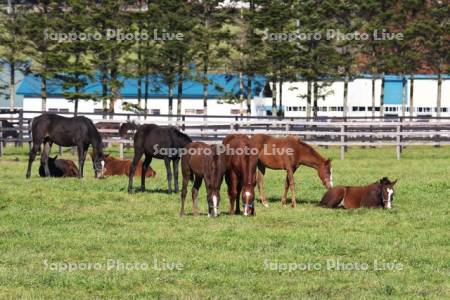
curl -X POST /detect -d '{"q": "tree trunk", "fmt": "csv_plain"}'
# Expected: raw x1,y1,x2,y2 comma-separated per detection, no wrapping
203,66,208,117
41,77,47,111
313,81,318,119
409,75,414,119
9,62,15,110
239,72,244,116
343,73,349,118
176,57,184,118
278,77,283,117
306,80,312,120
401,75,407,118
168,84,173,121
271,78,277,116
437,73,442,118
246,74,252,115
101,70,108,119
371,74,376,118
380,73,385,117
144,72,149,119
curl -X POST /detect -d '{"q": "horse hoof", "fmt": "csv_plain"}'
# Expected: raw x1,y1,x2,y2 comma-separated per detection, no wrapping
291,203,297,208
262,200,269,208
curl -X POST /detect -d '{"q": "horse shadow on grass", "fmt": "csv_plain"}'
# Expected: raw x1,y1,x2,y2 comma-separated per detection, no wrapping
262,196,319,205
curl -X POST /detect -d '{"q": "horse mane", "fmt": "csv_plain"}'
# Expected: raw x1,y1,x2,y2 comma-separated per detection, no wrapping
170,127,192,144
296,139,327,165
85,118,103,152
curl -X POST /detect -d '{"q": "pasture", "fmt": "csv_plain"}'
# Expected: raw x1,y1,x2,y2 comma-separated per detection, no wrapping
0,145,449,298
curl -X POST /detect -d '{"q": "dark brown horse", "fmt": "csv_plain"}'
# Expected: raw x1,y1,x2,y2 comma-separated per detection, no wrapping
38,155,79,177
26,113,105,179
223,134,259,216
250,134,333,208
128,124,191,194
320,177,397,209
180,142,227,217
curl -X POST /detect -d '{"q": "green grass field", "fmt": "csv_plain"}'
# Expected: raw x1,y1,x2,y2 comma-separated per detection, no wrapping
0,145,449,299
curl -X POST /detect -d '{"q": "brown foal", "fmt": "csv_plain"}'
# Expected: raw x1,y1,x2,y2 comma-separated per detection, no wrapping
250,134,333,208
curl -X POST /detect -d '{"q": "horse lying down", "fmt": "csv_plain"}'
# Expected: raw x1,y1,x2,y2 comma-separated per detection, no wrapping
39,156,79,177
320,177,397,209
99,154,156,177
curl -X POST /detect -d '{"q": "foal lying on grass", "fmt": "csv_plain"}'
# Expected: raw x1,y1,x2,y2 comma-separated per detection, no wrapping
39,156,79,177
100,154,156,177
320,177,397,209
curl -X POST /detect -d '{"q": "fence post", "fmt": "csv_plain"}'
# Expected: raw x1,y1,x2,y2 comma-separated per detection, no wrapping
340,125,345,160
396,125,401,160
59,146,63,155
18,109,24,147
0,140,3,157
119,142,124,159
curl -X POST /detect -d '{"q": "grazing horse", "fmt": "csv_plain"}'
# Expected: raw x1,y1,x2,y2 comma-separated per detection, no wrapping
223,134,259,216
128,124,192,194
320,177,397,209
180,142,227,217
38,155,79,177
26,113,105,179
98,154,156,177
250,134,333,208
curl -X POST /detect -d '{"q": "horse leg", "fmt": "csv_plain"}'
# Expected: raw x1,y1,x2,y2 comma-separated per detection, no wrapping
41,141,51,177
26,142,41,178
80,144,88,178
164,158,173,194
173,158,179,193
281,175,289,207
235,182,242,215
192,175,202,216
226,171,238,215
180,167,190,216
257,163,269,207
77,144,85,178
128,148,144,194
288,168,296,208
141,155,152,192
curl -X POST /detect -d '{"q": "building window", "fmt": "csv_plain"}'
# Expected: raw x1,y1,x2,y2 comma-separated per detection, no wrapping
185,109,196,115
352,107,358,112
48,108,58,113
149,109,160,115
94,108,104,114
358,107,365,112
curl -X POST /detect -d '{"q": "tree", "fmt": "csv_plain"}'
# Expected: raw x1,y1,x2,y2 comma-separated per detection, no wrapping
192,0,231,117
0,0,29,110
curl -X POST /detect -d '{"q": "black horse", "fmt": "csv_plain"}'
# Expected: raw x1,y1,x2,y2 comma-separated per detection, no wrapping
128,124,192,194
1,120,19,146
26,113,105,179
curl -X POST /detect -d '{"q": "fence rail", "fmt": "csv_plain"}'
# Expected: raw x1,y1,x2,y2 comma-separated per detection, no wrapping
1,110,449,159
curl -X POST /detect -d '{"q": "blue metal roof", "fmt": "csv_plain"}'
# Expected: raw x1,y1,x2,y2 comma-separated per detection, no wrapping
16,73,267,100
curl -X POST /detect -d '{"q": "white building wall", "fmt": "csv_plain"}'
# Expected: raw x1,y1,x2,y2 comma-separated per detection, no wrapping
21,77,450,119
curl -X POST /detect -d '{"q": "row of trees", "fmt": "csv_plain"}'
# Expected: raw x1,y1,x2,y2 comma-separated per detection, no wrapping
0,0,448,117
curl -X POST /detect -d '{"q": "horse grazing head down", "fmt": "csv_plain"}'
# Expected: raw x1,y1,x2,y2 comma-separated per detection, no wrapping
379,177,398,209
318,159,333,189
242,183,256,216
91,150,106,178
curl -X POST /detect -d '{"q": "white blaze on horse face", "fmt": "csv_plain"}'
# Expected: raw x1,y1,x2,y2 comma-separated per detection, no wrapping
245,191,251,199
244,204,249,216
212,195,218,216
386,188,394,209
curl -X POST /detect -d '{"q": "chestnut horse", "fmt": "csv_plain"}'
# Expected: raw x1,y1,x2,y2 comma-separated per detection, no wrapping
223,134,259,216
320,177,397,209
250,134,333,208
180,142,227,217
93,154,156,177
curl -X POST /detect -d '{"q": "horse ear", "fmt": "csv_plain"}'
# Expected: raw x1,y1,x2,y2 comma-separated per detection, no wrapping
326,158,332,165
392,179,398,186
53,155,58,160
104,153,110,158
